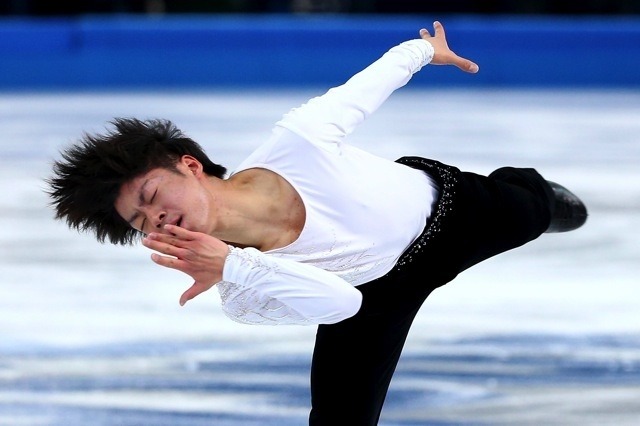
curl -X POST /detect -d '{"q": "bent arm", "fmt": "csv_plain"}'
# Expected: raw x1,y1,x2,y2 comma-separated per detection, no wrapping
218,247,363,325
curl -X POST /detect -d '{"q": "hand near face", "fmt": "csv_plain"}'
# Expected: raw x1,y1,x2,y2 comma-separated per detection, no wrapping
142,224,229,306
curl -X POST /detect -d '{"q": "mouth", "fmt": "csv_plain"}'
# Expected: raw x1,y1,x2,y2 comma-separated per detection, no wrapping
167,216,182,228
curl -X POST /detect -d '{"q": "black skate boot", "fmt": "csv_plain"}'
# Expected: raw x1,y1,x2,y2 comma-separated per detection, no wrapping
545,181,588,233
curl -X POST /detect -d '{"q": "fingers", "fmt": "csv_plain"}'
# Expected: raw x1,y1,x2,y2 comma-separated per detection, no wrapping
147,225,198,242
144,233,183,247
420,21,443,40
145,224,195,245
163,224,194,238
143,225,195,253
180,282,206,306
142,225,222,306
143,235,188,260
433,20,444,38
180,283,210,306
456,57,480,73
419,20,479,74
143,233,190,271
150,251,185,270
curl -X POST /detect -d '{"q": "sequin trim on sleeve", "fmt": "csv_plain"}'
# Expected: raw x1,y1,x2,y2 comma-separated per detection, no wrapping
216,248,313,326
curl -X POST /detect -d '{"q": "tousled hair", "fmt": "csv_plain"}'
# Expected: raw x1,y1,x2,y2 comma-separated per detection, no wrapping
46,117,227,245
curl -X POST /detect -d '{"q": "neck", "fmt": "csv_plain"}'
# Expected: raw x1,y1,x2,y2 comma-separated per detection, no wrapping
208,169,304,251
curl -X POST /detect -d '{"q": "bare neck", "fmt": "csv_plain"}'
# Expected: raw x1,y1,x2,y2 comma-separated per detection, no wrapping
213,168,305,251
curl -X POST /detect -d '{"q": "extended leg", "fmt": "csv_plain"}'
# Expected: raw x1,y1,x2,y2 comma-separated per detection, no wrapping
432,167,587,272
308,164,587,425
438,166,557,273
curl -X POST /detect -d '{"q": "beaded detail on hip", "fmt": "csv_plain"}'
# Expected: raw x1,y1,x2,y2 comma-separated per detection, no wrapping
392,157,460,274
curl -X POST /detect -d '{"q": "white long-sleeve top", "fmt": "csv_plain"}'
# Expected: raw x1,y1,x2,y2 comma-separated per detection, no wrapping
216,39,438,325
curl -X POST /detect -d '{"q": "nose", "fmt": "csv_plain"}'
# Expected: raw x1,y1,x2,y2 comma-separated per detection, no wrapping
144,208,166,231
154,211,167,229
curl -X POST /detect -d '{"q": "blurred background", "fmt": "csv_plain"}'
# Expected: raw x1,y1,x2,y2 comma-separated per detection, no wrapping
1,2,639,426
1,0,640,91
1,0,640,15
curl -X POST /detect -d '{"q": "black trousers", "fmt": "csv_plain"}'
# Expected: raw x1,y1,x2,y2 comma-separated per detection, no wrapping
308,158,555,426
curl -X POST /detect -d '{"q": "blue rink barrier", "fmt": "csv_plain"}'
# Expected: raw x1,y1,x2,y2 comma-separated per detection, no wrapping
1,14,639,90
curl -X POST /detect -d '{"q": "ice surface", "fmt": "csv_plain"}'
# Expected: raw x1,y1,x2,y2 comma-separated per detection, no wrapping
1,88,638,425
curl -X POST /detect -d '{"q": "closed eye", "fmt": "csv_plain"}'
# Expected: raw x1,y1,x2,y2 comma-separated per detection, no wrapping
140,188,157,232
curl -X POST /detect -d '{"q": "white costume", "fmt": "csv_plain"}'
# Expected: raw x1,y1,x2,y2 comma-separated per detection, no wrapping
217,39,438,325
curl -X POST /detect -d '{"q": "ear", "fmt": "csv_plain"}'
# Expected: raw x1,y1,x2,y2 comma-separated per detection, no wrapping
180,155,203,177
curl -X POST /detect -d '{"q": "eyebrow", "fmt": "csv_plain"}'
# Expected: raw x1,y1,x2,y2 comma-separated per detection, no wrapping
126,178,150,225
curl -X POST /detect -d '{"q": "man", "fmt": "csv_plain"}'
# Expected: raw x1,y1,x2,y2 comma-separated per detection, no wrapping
47,21,587,425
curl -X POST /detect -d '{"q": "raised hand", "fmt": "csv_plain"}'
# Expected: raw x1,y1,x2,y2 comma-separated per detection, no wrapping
420,21,479,74
142,224,229,306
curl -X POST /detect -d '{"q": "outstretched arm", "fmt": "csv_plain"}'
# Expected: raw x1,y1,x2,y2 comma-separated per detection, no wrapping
277,20,478,149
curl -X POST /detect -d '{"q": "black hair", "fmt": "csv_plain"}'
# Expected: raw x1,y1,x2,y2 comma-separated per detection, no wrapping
46,117,227,245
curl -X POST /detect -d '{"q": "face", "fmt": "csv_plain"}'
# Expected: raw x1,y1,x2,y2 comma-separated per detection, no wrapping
114,155,214,236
